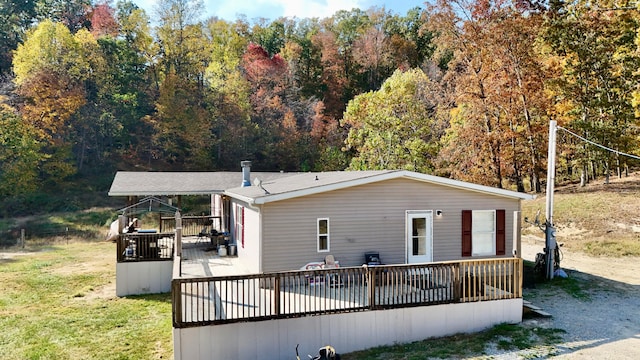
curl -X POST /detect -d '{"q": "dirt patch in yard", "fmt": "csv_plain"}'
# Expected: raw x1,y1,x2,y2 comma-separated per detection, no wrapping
523,235,640,285
522,237,640,359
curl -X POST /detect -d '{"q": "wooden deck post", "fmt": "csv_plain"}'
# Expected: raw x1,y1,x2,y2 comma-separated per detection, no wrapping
367,266,376,309
175,210,182,257
172,280,182,327
453,263,461,301
274,276,281,316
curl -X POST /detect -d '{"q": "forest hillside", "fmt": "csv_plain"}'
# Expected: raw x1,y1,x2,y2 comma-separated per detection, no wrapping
1,0,640,216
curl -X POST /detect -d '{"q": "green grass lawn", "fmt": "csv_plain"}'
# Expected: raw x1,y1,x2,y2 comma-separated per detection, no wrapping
1,241,565,360
0,241,173,360
342,323,564,359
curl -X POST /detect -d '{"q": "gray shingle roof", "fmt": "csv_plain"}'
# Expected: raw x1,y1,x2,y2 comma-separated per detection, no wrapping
225,170,394,200
108,171,291,196
225,170,535,204
109,169,535,202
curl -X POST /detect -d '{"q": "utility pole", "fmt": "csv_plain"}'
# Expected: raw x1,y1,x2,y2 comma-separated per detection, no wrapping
545,120,558,280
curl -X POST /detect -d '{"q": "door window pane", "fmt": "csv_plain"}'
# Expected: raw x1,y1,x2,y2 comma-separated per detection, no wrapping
412,217,427,256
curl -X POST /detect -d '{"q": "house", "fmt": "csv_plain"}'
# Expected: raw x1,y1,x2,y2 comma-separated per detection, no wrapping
109,162,535,359
224,163,532,274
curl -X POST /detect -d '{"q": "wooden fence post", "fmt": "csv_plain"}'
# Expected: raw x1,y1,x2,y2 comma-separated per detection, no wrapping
20,229,25,249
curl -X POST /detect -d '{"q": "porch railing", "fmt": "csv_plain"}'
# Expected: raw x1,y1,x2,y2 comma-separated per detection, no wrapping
117,233,175,262
172,258,522,328
161,216,222,237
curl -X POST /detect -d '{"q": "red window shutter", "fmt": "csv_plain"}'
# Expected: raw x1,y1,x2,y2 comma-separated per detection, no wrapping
496,209,506,255
241,207,245,248
462,210,472,257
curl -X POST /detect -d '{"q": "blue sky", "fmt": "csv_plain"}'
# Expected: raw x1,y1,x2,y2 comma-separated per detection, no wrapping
135,0,426,22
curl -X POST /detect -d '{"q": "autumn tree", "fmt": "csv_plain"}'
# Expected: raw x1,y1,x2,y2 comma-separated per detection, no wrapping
342,68,444,172
89,1,119,37
0,108,42,196
13,20,92,180
429,0,549,191
91,1,155,166
280,18,324,99
241,43,324,170
542,1,640,184
0,0,38,74
323,9,371,97
251,18,286,56
37,0,92,32
241,43,292,168
150,0,213,169
352,7,393,90
311,29,348,120
384,7,434,70
205,18,251,169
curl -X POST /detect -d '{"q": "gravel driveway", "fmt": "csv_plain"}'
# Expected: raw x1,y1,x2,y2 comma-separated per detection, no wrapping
518,236,640,359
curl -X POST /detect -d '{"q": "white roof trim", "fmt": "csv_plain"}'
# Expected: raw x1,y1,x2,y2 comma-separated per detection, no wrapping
400,171,536,200
108,190,224,196
242,170,534,205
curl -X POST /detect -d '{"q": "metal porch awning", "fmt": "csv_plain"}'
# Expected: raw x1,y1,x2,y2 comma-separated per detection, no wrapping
117,196,180,216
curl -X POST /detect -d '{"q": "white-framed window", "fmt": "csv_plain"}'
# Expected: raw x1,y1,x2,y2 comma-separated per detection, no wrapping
317,218,330,252
471,210,495,256
235,204,244,248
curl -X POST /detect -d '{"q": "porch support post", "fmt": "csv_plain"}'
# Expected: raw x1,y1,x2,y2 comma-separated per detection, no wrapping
513,211,521,258
175,210,182,257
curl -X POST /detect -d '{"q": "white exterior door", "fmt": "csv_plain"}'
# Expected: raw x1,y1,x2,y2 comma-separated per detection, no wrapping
406,210,433,264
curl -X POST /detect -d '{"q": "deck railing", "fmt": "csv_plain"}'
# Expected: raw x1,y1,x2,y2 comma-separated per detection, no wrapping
161,216,222,237
172,258,522,328
117,233,175,262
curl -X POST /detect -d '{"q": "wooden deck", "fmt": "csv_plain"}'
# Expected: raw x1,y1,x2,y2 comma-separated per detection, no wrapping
179,237,252,278
172,257,523,328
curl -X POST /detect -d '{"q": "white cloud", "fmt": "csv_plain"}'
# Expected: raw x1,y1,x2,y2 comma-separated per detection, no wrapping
206,0,366,21
135,0,379,22
278,0,364,19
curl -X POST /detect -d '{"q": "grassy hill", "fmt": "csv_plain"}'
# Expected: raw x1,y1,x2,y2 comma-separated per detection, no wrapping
522,172,640,257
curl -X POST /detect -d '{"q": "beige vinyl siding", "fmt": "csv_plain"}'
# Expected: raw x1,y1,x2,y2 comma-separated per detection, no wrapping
230,199,261,273
260,178,521,272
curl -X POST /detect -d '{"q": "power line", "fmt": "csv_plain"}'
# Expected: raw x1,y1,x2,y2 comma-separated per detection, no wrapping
557,125,640,161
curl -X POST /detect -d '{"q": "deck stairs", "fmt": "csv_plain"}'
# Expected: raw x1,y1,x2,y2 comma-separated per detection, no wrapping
523,299,552,318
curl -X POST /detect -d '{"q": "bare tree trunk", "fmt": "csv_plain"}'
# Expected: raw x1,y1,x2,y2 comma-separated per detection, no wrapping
530,172,540,193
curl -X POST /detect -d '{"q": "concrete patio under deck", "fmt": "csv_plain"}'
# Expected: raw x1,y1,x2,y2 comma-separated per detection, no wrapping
179,237,251,278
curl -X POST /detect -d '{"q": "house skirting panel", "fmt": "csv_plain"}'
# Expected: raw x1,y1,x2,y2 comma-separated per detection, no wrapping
173,298,522,360
116,261,173,296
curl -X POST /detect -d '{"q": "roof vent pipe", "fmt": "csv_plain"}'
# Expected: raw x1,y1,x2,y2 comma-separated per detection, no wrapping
241,161,252,187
